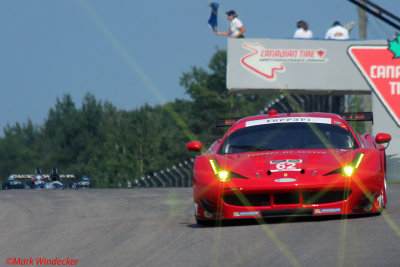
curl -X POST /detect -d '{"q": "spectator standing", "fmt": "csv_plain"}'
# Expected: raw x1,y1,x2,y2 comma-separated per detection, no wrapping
215,10,245,38
293,20,313,39
325,21,349,40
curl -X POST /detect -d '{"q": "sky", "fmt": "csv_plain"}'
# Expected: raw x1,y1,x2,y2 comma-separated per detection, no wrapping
0,0,399,131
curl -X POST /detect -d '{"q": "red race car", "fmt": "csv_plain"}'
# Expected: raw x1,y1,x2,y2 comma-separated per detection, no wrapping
186,111,391,225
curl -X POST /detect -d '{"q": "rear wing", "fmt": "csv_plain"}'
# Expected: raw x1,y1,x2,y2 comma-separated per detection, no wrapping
216,112,373,127
339,112,373,123
9,175,35,179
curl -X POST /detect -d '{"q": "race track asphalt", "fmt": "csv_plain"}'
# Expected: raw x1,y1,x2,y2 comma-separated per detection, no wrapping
0,185,400,267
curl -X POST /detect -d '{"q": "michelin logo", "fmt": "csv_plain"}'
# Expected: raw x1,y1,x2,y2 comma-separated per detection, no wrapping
233,211,260,217
314,208,341,214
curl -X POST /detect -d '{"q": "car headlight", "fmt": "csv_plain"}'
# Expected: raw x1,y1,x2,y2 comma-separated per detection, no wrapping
343,166,355,177
209,159,230,182
325,153,365,177
341,153,364,177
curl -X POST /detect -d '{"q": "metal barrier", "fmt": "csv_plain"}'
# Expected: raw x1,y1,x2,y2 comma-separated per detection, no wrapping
133,158,194,188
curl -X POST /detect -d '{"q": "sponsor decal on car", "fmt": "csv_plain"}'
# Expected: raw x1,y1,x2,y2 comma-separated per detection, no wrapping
233,211,260,217
274,178,297,183
283,151,327,154
246,117,331,127
247,152,278,157
314,208,341,214
270,159,302,172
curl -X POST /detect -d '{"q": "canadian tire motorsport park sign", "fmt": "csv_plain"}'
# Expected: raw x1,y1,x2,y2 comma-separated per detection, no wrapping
348,36,400,126
227,37,400,127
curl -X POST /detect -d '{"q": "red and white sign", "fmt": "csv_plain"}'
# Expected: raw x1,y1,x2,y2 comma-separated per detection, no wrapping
348,46,400,126
240,43,328,81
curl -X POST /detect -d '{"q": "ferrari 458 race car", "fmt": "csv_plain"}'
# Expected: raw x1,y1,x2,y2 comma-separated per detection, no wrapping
186,111,391,225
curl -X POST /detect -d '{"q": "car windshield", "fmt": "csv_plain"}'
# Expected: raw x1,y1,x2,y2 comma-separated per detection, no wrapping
219,122,358,154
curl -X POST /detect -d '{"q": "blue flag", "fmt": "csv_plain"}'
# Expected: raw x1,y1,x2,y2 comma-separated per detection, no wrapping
208,2,219,32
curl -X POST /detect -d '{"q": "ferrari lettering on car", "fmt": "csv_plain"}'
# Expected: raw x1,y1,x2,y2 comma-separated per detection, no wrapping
245,117,331,127
186,110,392,225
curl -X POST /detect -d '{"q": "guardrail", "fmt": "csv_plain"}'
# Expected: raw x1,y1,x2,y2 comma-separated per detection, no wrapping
132,158,194,188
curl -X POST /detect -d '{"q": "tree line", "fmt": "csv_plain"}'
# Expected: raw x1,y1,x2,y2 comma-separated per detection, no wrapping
0,50,275,187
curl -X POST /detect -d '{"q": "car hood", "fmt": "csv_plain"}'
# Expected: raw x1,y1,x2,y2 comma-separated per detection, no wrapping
215,149,360,179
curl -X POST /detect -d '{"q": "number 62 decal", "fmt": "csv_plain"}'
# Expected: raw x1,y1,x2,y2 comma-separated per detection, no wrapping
270,159,302,172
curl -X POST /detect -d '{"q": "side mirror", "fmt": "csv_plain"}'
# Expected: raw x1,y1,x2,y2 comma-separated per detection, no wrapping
375,133,391,144
186,141,202,152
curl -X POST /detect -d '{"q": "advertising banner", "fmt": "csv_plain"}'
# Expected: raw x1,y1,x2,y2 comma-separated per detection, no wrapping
348,40,400,126
227,38,386,94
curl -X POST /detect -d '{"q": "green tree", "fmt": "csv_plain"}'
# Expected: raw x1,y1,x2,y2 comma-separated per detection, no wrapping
0,120,40,176
0,49,274,187
180,49,273,147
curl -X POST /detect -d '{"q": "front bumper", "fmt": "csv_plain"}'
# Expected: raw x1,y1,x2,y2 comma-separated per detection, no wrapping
194,175,383,220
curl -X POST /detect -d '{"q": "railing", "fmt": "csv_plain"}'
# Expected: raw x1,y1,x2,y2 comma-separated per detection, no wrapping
264,94,345,114
132,158,194,188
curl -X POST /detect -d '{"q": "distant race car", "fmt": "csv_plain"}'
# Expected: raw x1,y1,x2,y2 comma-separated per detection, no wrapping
186,111,391,225
2,177,25,190
69,177,93,189
26,174,46,189
10,167,76,190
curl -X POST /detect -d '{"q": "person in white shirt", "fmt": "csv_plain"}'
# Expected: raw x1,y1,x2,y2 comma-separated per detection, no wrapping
215,10,245,38
293,20,313,39
325,21,349,40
